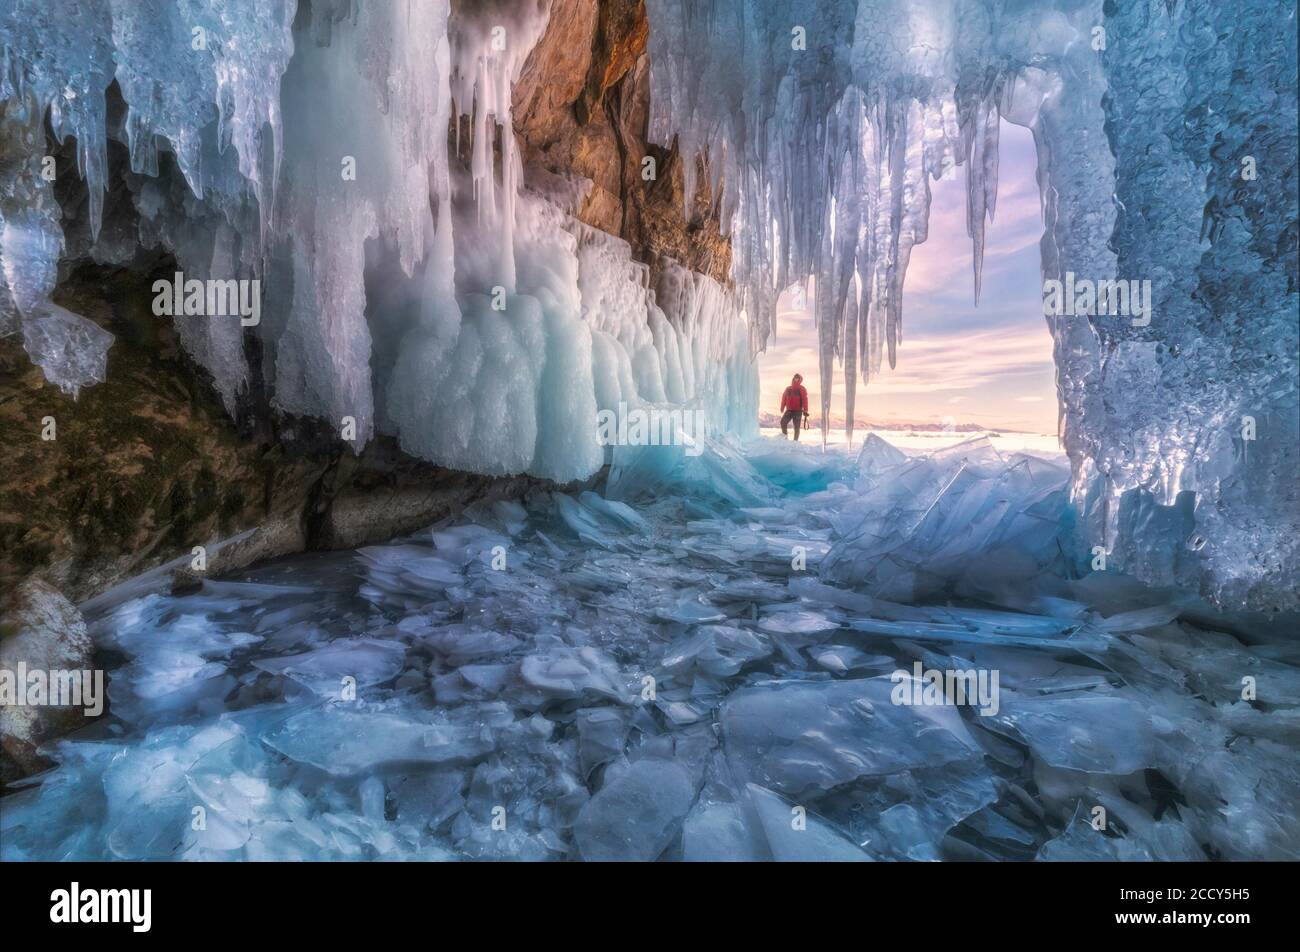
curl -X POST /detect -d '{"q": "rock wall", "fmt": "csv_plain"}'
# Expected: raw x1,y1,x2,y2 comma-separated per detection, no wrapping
513,0,731,286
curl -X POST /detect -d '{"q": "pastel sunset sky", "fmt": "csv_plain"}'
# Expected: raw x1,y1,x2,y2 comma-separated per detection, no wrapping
757,120,1058,435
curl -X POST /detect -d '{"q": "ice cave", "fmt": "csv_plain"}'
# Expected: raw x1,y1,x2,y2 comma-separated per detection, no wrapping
0,0,1297,865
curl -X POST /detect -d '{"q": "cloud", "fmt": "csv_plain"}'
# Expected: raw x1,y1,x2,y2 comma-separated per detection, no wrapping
828,328,1055,396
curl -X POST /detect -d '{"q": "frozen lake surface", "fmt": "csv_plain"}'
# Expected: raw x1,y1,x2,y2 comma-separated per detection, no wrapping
3,434,1297,861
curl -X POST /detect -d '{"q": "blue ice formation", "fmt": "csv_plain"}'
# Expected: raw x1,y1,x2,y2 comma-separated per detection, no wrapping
0,0,757,476
644,0,1298,610
3,434,1298,861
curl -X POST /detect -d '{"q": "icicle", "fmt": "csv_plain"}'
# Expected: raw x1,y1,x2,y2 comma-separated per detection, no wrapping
842,278,859,449
640,0,1028,432
963,92,1001,304
449,2,552,295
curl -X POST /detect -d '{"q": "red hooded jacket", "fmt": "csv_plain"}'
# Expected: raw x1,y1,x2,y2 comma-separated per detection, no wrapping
781,379,809,413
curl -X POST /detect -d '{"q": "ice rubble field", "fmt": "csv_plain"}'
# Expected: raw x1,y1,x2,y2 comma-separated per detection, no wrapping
3,434,1298,862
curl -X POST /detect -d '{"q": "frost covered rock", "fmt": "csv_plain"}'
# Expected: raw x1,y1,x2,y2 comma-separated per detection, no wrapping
0,579,97,782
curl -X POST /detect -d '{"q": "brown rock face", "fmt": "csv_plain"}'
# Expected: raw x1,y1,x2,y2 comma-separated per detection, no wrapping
513,0,731,285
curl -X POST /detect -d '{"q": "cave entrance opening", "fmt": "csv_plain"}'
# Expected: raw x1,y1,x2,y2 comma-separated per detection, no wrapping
757,120,1058,458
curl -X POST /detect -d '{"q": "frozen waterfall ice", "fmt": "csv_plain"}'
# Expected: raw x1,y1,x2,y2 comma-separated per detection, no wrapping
0,0,757,479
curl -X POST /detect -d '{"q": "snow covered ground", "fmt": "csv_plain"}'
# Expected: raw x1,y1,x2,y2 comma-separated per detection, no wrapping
3,434,1297,861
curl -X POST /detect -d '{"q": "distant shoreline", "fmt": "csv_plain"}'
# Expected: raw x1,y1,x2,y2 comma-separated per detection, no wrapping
756,414,1038,435
757,426,1066,457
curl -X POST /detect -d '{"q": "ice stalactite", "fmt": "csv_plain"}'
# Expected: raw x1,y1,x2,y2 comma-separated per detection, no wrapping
0,5,114,396
0,0,296,401
0,0,758,481
645,0,1023,446
0,93,115,397
448,0,552,296
961,84,1000,306
652,258,758,441
0,0,115,240
644,0,1298,608
266,0,456,449
108,0,295,235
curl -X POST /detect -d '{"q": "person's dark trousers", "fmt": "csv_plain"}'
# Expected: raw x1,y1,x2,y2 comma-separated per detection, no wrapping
780,409,802,440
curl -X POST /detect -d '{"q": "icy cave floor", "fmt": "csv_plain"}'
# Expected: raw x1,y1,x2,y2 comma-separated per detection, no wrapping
3,434,1299,862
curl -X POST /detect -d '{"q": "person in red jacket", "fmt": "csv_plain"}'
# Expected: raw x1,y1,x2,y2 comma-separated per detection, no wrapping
779,373,809,440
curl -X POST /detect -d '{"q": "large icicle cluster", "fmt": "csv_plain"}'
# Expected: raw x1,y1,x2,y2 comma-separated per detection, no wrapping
644,0,1299,610
1,0,295,396
0,0,757,481
643,0,1094,439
